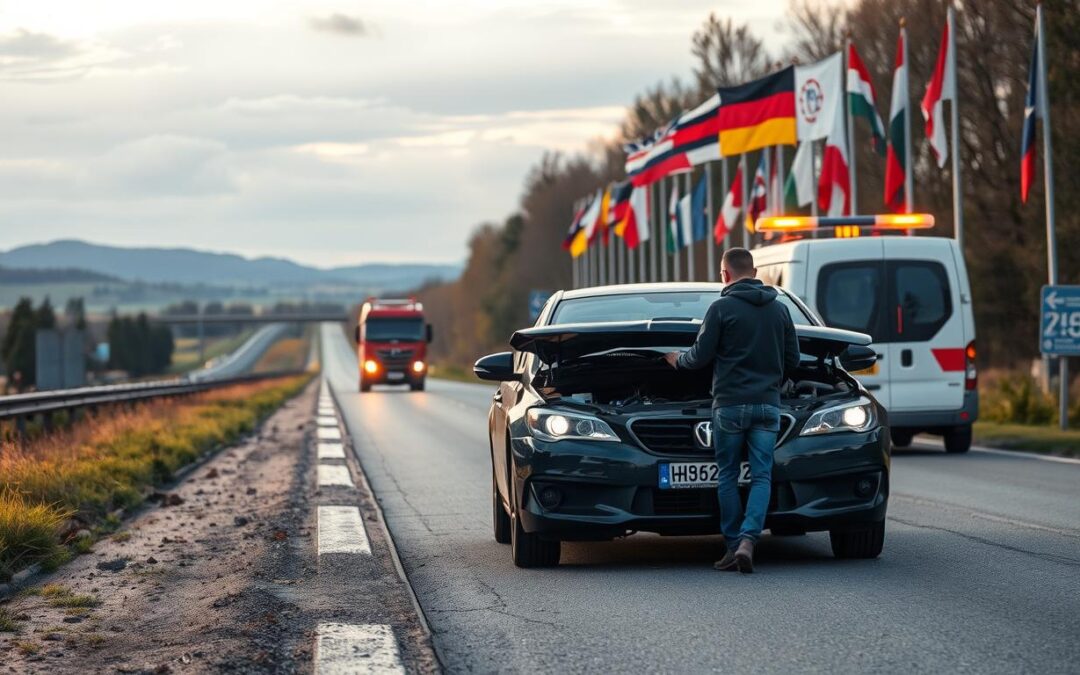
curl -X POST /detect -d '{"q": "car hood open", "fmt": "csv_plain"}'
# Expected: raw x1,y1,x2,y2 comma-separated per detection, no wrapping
510,320,871,364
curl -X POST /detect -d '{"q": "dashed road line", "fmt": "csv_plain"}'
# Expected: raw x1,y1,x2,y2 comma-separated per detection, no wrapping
318,442,347,460
318,427,342,440
317,416,339,427
317,506,371,555
318,464,355,487
319,407,336,416
315,623,404,675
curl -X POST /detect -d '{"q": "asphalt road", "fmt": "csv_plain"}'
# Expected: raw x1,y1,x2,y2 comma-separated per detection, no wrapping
320,324,1080,674
187,323,290,382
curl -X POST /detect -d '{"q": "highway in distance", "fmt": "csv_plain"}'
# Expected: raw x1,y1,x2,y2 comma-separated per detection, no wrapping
320,324,1080,674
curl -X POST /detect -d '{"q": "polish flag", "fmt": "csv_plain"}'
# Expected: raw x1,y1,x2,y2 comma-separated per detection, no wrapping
922,11,956,168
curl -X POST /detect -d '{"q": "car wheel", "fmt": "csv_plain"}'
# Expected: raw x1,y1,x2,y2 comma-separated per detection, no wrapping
829,520,885,559
410,378,426,392
359,378,371,393
890,429,914,448
944,425,972,453
509,474,560,568
493,470,511,544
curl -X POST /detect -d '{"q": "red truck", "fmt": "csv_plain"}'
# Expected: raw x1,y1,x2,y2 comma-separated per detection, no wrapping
355,298,433,392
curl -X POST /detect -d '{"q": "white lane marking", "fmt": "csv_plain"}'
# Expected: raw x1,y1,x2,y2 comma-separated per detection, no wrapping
318,442,347,460
317,416,339,427
914,435,1080,465
318,427,342,440
315,623,403,675
318,406,335,415
319,399,333,407
317,506,371,555
318,464,354,487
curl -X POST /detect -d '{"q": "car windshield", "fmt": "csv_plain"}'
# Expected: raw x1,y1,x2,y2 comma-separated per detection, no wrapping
551,290,812,325
364,317,424,341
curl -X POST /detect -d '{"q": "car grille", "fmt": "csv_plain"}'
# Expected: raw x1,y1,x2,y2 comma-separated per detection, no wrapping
630,415,795,456
375,348,414,369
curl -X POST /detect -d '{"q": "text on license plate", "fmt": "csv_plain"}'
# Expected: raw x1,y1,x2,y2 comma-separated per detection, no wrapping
658,462,750,489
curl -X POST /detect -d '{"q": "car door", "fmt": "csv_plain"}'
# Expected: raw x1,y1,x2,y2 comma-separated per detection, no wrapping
883,239,966,412
805,239,891,409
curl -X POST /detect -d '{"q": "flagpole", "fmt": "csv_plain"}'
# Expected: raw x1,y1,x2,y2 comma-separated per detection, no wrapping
649,183,659,282
670,177,680,282
608,226,616,285
948,5,964,250
722,157,731,252
1035,3,1064,429
902,20,914,219
845,34,859,215
685,172,695,281
705,163,715,280
660,179,669,281
810,142,819,240
640,188,648,283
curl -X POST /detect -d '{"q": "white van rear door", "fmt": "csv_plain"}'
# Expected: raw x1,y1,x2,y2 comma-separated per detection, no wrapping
883,238,966,412
805,239,891,409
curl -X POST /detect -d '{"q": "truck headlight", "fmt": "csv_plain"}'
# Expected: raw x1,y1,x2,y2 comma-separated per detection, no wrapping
800,397,876,436
526,408,619,442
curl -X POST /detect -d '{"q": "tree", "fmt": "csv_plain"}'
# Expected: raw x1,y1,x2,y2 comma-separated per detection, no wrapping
691,14,773,95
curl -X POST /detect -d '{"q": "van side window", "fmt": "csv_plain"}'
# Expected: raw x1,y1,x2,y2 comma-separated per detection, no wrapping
817,262,885,341
892,261,952,341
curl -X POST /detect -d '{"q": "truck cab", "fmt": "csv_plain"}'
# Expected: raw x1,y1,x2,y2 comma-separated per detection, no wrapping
355,298,434,392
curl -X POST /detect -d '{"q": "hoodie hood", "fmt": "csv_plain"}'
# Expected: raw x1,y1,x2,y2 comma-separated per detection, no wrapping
721,278,777,306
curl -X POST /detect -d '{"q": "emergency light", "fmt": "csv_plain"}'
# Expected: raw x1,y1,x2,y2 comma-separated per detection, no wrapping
754,214,935,233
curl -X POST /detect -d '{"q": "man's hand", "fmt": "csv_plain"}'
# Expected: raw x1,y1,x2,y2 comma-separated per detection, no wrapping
663,351,680,369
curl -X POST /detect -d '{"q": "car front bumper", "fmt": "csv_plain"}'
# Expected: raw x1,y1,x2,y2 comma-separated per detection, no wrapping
511,427,890,540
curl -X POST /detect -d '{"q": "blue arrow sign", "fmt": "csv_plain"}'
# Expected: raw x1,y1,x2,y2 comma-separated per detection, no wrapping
1040,285,1080,356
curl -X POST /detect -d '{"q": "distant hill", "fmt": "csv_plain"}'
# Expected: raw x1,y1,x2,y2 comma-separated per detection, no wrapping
0,265,121,284
0,240,461,289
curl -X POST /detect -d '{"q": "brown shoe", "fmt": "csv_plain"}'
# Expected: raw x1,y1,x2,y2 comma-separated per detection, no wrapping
734,539,755,574
713,550,738,571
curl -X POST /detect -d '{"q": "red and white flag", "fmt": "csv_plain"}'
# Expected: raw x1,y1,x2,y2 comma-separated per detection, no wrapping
818,108,851,216
715,165,743,243
884,29,909,213
922,11,956,168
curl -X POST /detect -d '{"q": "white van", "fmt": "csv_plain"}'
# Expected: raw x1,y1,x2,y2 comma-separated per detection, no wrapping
753,235,977,453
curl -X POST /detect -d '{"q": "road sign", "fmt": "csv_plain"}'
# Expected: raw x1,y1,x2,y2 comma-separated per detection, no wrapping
529,290,553,323
1040,285,1080,355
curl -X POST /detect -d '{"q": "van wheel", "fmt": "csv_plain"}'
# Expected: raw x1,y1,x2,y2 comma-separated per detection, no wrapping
510,479,560,567
944,425,972,453
890,429,914,448
830,520,885,559
493,471,511,544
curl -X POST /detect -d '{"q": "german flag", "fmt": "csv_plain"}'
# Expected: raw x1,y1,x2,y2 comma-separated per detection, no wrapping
717,67,797,157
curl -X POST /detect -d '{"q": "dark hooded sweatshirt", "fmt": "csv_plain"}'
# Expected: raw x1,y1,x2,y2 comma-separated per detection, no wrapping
675,278,800,408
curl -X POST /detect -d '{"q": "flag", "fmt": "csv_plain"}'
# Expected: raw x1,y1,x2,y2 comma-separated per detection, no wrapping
675,188,693,249
609,181,633,233
819,109,851,216
1021,15,1041,204
784,141,814,210
848,41,887,154
922,12,956,168
716,165,743,243
627,95,721,186
768,146,782,215
563,200,589,258
748,153,769,229
581,189,604,242
666,183,681,253
884,30,908,213
690,175,709,242
717,67,797,157
618,185,650,248
794,52,844,142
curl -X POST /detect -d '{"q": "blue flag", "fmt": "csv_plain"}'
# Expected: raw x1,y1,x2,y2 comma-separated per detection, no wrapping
691,175,709,242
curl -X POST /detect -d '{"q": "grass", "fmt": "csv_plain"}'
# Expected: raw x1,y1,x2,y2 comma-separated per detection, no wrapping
252,333,311,373
0,607,21,632
0,374,311,580
974,422,1080,458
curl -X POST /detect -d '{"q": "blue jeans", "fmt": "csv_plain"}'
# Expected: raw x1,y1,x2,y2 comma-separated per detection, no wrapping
714,403,780,551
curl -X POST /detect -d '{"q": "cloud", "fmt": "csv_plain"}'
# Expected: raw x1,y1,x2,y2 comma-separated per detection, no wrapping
308,13,372,37
0,29,79,60
90,135,236,197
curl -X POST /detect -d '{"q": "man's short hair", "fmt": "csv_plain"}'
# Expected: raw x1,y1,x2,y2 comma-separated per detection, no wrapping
722,247,755,276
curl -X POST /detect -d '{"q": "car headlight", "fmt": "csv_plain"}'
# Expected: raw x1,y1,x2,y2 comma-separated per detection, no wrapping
800,397,877,436
526,408,619,442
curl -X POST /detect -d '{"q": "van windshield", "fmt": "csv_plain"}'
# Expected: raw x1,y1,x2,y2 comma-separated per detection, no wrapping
364,317,424,341
551,290,812,325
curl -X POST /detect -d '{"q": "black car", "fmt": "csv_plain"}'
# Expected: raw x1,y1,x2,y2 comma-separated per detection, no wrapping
474,283,890,568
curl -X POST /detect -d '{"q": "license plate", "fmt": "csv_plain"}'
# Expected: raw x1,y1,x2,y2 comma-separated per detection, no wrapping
386,372,405,381
658,462,750,489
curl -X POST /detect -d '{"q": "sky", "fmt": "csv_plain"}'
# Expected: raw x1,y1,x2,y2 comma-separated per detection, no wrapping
0,0,786,267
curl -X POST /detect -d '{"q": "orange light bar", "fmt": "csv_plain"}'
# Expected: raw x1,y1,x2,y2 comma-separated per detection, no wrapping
755,214,936,232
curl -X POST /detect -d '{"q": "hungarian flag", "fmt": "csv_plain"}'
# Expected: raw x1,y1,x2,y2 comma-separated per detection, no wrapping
717,67,797,157
784,141,814,210
847,42,886,155
922,12,956,169
747,155,769,231
626,96,721,187
884,30,908,213
715,165,744,243
1021,14,1041,204
616,185,651,248
819,109,851,216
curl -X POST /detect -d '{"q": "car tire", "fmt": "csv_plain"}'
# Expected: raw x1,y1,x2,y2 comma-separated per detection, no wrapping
944,425,972,453
359,378,371,393
509,475,560,568
890,429,914,448
493,471,511,545
410,378,426,392
829,520,885,559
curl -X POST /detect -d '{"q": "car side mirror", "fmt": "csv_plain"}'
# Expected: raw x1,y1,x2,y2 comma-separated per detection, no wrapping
354,325,360,343
426,323,434,343
474,352,516,381
840,345,877,372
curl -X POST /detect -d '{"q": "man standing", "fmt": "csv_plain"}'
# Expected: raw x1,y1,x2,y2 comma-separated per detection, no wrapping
663,248,799,573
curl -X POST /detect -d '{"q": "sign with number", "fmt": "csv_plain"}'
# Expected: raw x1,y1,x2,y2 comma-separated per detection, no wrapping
529,290,553,323
1040,285,1080,355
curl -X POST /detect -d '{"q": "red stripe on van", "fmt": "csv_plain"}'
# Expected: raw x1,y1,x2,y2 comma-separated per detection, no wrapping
931,348,966,372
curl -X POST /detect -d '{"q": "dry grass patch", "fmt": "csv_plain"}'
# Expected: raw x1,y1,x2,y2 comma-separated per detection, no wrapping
0,606,21,632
